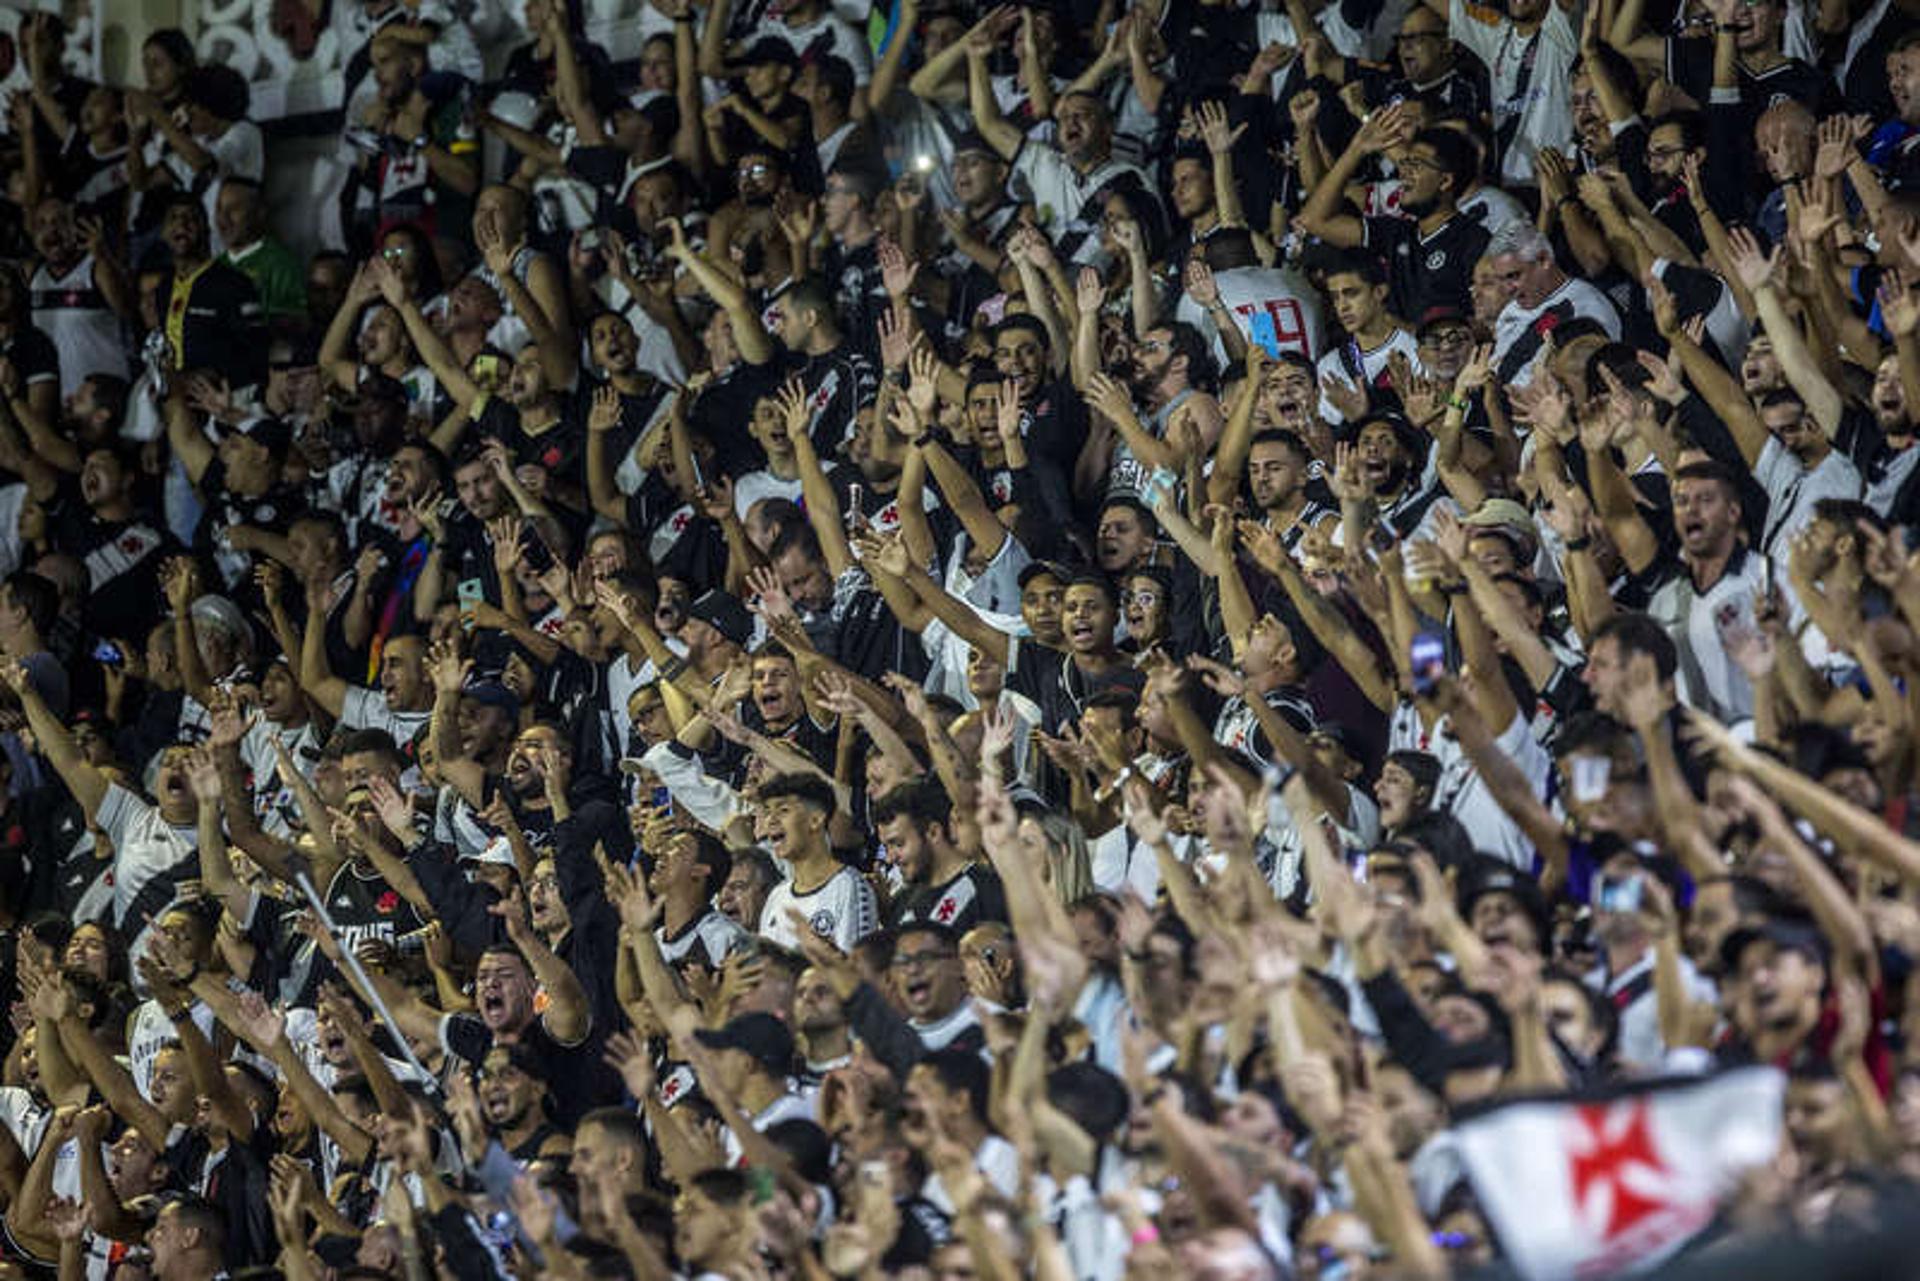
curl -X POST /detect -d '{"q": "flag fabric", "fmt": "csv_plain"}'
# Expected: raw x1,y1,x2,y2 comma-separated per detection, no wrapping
1451,1067,1786,1280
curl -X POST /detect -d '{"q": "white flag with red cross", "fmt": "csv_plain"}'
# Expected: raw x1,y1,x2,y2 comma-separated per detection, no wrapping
1452,1067,1785,1280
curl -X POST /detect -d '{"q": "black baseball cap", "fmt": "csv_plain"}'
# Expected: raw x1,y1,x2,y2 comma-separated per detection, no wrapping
685,589,753,646
694,1012,795,1076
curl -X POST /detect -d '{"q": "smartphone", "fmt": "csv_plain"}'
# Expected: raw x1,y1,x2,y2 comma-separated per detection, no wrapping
92,640,125,667
845,483,865,533
1409,630,1446,697
457,579,484,630
650,784,673,815
1596,873,1644,914
1248,311,1283,359
521,522,556,574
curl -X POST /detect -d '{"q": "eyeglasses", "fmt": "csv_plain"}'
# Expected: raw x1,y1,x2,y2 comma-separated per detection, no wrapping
1646,145,1689,161
1396,154,1439,172
1136,338,1171,354
737,162,772,179
381,245,409,261
890,948,957,971
1420,328,1473,348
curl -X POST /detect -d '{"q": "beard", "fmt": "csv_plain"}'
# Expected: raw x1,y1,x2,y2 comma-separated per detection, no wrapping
1401,191,1442,219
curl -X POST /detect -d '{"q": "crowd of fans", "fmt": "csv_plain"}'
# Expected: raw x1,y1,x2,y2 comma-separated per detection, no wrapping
5,0,1920,1274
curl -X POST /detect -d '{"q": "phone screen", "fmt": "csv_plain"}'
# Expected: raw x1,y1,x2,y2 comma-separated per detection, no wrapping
1409,630,1446,697
1248,312,1282,359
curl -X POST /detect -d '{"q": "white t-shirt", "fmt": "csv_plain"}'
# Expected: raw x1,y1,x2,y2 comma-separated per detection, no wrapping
1449,0,1578,185
1176,265,1327,366
731,469,806,520
1755,437,1862,565
1389,704,1551,869
340,683,431,744
758,864,880,954
126,997,217,1102
763,13,872,77
241,717,324,838
1492,277,1622,386
95,783,198,985
1648,548,1771,725
1315,328,1421,424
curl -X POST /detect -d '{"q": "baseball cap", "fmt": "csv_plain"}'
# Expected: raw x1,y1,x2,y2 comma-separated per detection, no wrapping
1455,858,1551,951
1460,498,1539,557
461,679,521,720
1016,560,1071,590
1416,304,1472,337
1719,916,1828,977
685,589,753,646
741,36,799,68
694,1012,795,1076
232,415,293,455
951,129,998,160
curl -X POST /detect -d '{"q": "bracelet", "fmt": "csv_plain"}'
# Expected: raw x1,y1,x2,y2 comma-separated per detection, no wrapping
165,1002,193,1021
1715,22,1737,30
1564,536,1592,551
1440,582,1468,596
1446,394,1471,411
1131,1225,1162,1246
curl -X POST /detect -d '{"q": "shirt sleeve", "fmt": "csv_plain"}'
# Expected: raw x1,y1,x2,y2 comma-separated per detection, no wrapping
93,782,144,850
339,684,379,731
1447,0,1506,62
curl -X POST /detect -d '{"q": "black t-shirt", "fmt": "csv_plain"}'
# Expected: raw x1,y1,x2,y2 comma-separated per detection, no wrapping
690,358,782,475
164,1121,275,1271
439,507,503,607
889,862,1009,932
2,325,60,391
21,785,99,921
444,1010,616,1128
820,239,889,361
195,458,307,593
63,513,176,645
1007,644,1147,734
818,579,931,687
175,260,266,388
786,343,879,456
1363,212,1490,321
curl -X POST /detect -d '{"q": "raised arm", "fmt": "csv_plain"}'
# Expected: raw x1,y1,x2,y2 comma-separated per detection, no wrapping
1727,228,1844,435
5,661,106,815
1296,104,1408,250
964,32,1025,161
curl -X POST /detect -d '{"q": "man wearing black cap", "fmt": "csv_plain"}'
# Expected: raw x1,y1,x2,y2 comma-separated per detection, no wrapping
701,37,807,169
1718,918,1836,1068
689,1011,814,1165
163,381,305,592
681,587,752,683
